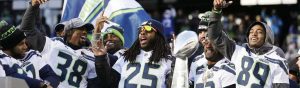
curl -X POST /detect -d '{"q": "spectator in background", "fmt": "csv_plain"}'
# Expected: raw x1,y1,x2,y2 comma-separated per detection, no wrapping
162,6,176,43
261,9,283,44
0,2,13,24
269,9,283,39
175,9,189,35
235,15,253,45
41,16,51,37
225,14,239,39
255,15,264,22
283,21,298,52
188,11,201,32
285,42,299,60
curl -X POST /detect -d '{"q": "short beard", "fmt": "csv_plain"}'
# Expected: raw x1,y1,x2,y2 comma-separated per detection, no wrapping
11,49,24,59
206,50,223,62
141,37,155,51
107,47,121,54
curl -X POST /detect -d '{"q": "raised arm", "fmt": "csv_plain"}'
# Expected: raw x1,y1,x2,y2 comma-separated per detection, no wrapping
92,16,120,87
92,44,120,88
20,0,47,52
207,0,236,59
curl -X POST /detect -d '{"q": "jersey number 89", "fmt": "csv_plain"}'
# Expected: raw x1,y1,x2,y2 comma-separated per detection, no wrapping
237,56,270,87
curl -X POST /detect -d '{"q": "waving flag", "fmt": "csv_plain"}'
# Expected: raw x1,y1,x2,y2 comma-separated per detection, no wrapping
61,0,151,47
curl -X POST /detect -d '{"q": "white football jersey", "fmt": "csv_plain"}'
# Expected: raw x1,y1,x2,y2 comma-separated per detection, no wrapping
114,49,126,59
232,45,289,88
113,50,172,88
0,63,6,77
18,50,47,80
41,37,97,88
189,54,236,88
0,50,30,76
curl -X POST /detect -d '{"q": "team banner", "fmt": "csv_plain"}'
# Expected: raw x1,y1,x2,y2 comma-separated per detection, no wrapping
61,0,151,47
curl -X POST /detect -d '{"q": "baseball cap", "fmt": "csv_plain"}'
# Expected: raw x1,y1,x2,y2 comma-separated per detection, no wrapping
64,18,94,32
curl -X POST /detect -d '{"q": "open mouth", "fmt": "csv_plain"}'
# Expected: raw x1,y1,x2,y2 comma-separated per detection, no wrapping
140,37,148,44
80,36,87,41
250,37,258,41
205,47,214,55
106,41,115,46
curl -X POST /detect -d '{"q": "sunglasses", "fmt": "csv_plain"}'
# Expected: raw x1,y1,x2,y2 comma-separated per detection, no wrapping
139,25,157,33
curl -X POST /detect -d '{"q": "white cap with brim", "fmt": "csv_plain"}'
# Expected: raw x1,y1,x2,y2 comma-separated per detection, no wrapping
64,18,94,32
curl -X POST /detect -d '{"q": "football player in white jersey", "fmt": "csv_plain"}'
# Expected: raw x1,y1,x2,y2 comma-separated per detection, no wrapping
0,19,60,87
94,19,174,88
189,20,236,88
205,0,289,87
19,1,99,88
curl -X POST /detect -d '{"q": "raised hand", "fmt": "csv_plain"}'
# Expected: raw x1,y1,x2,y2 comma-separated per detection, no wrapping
213,0,233,11
91,39,107,56
95,12,109,33
32,0,48,6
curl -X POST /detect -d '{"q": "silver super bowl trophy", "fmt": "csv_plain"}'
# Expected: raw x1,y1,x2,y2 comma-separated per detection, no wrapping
171,30,199,88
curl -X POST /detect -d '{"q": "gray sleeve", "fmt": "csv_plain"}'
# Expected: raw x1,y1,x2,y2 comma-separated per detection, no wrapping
272,83,290,88
207,11,236,59
20,3,46,52
275,47,286,58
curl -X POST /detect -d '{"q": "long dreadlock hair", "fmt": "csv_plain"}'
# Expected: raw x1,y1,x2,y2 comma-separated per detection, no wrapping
124,32,171,64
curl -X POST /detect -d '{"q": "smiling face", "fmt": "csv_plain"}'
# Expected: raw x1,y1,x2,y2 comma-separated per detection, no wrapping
138,26,157,50
202,38,222,62
248,24,266,48
202,38,216,59
68,27,88,47
103,33,123,53
198,30,207,45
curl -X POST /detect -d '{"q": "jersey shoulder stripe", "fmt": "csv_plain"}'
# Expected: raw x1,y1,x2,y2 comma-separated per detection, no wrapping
81,52,95,62
220,65,236,75
0,53,8,58
21,50,42,62
196,65,205,75
193,54,204,62
265,56,288,74
21,51,36,62
51,37,64,43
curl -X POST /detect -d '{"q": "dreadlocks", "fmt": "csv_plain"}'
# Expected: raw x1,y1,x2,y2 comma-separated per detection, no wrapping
124,33,171,64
